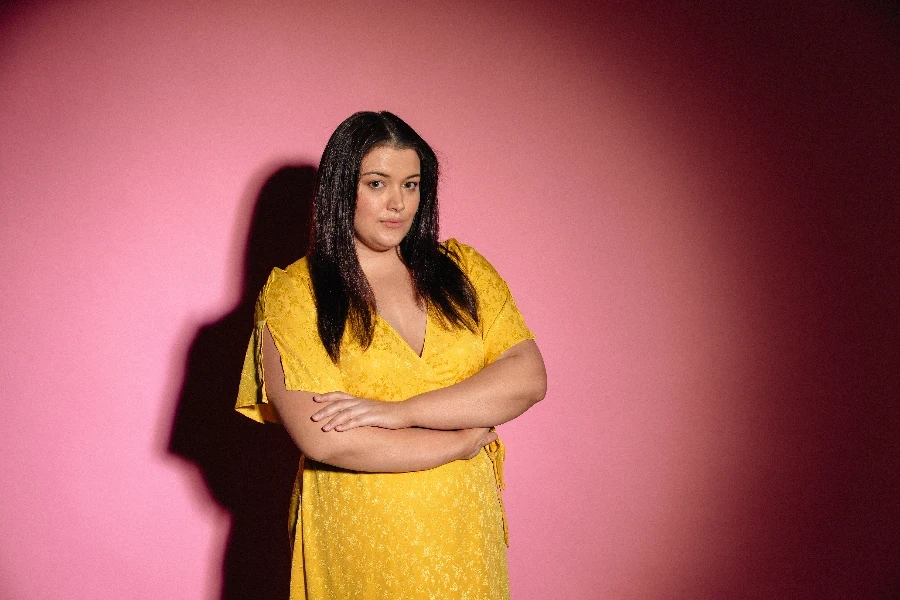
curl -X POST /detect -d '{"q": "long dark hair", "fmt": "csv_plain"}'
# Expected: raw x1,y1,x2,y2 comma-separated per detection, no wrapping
309,111,479,362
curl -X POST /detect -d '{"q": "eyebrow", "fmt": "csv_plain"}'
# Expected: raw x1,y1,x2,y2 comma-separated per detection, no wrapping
359,171,421,179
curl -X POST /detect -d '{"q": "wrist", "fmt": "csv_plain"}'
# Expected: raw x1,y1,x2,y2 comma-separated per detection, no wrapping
453,428,473,460
400,395,422,428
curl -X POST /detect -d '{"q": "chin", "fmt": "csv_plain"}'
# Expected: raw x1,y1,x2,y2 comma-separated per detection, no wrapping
380,231,411,248
381,237,406,251
356,228,413,254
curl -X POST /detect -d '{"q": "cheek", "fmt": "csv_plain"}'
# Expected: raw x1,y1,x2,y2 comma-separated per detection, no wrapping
354,190,376,220
352,196,367,234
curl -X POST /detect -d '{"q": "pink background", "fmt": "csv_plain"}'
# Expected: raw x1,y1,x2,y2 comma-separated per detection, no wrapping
2,1,898,598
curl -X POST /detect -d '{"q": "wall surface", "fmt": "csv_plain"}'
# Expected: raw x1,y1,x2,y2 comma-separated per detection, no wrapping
1,1,898,599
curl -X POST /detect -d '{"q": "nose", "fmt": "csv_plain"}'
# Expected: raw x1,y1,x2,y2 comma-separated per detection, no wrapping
387,185,405,212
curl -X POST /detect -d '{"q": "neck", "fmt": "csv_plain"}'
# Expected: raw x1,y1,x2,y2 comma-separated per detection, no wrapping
356,243,405,277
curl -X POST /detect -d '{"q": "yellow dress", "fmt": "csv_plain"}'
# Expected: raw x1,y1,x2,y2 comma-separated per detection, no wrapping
235,239,534,600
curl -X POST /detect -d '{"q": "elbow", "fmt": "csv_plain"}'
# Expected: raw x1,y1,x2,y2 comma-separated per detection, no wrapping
531,370,548,405
524,359,547,407
515,345,547,408
269,396,344,464
297,440,330,464
293,432,348,465
294,431,354,467
526,341,547,405
508,340,547,407
536,375,548,403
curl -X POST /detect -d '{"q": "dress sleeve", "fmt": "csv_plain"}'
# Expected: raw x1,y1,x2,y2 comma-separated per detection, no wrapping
235,265,344,424
447,239,535,366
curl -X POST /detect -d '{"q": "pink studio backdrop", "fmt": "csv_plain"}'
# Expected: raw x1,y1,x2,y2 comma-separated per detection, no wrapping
2,2,898,599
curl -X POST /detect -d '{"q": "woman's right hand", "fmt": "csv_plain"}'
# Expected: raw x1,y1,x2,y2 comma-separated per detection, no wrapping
459,427,498,460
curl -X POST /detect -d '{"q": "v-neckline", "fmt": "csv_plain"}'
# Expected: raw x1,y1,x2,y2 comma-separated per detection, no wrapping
376,307,428,360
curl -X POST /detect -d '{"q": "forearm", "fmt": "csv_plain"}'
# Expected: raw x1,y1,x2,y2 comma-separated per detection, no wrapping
262,324,472,472
403,339,547,430
302,423,466,473
278,395,467,471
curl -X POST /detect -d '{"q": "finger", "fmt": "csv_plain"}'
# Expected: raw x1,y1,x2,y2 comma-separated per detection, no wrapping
311,399,358,421
481,431,499,447
322,408,363,432
313,392,356,403
333,415,368,432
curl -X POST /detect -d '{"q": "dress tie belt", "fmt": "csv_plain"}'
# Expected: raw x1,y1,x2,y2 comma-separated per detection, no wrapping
483,435,509,546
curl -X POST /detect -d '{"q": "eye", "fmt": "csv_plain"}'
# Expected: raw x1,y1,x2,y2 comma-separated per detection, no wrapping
367,180,384,189
404,181,419,190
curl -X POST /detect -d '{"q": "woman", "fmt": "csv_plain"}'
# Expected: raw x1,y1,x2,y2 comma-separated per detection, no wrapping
236,111,546,599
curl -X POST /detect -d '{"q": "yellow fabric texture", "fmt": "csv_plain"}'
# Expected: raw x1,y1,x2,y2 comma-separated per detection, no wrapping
236,239,534,600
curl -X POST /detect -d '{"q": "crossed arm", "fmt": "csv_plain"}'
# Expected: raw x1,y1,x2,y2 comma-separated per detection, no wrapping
261,325,546,473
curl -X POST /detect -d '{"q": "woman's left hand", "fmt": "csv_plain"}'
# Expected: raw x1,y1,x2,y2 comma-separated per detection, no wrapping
311,393,410,432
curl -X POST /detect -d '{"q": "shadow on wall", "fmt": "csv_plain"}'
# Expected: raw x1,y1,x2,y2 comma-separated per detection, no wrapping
168,165,317,600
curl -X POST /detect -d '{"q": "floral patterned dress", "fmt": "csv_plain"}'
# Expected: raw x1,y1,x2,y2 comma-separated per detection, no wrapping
236,239,534,600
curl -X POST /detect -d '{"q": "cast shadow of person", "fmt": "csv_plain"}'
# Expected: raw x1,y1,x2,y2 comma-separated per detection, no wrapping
169,165,316,600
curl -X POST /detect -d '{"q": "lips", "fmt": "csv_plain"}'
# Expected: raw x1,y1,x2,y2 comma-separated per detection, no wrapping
381,219,405,228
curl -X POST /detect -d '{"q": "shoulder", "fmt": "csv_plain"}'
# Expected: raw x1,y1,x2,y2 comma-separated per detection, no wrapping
441,238,508,291
256,257,315,317
442,238,493,274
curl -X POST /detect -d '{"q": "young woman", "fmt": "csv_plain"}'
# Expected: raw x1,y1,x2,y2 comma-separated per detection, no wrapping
236,111,546,599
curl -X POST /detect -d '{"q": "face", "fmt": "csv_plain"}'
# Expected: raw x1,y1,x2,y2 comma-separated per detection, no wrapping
353,145,421,255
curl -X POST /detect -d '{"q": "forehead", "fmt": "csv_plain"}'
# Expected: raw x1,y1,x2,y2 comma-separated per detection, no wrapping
360,146,420,174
